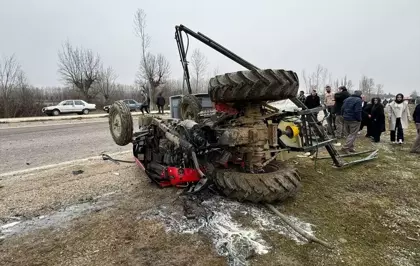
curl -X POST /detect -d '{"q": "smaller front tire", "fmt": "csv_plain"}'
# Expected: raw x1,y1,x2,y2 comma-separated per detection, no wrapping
52,109,60,116
82,109,89,115
109,100,133,146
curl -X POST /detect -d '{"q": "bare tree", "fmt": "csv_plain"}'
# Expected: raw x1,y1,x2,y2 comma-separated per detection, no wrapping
190,49,209,93
375,84,384,97
302,65,329,94
410,90,418,99
0,54,21,118
57,41,101,101
359,75,375,99
97,66,118,103
334,76,354,92
134,9,170,109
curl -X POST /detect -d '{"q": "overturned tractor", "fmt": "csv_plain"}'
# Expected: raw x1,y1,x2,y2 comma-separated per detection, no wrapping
108,25,378,203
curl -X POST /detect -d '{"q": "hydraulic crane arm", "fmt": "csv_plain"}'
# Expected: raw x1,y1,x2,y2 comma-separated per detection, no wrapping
175,24,259,94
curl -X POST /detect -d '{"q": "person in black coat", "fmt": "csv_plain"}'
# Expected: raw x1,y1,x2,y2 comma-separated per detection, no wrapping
156,93,166,114
370,98,385,142
304,90,321,109
304,90,321,121
360,95,372,137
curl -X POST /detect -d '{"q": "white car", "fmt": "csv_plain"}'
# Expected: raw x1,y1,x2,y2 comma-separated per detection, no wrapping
42,100,96,116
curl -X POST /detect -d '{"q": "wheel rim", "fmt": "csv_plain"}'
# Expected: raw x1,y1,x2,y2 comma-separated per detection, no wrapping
54,110,59,115
112,115,122,137
84,109,88,114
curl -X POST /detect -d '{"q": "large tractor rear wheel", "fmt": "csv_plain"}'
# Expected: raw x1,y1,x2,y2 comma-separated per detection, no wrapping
209,69,299,103
109,100,133,146
213,161,301,203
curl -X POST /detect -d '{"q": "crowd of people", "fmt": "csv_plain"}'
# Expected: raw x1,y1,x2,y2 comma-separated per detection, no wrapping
297,87,420,154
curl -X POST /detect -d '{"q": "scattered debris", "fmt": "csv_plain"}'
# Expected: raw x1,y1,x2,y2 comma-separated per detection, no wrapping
113,172,120,176
101,153,134,165
72,170,84,175
265,203,332,249
338,238,348,244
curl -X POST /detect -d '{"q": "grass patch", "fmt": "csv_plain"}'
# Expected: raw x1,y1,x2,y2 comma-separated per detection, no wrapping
253,123,420,266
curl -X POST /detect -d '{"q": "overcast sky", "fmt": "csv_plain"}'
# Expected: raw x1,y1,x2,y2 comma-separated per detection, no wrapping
1,0,419,95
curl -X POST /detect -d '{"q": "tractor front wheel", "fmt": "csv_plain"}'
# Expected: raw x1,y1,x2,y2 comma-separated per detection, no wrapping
180,94,202,121
109,100,133,146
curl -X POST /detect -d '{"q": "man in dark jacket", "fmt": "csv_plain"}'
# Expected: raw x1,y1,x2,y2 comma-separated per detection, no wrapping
304,90,321,121
341,90,363,153
334,86,351,138
304,89,321,109
156,93,166,114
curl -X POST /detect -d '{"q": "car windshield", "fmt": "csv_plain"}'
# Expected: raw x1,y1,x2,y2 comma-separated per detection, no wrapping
58,101,66,106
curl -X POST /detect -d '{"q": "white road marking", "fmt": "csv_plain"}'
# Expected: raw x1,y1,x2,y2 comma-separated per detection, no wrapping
0,150,132,179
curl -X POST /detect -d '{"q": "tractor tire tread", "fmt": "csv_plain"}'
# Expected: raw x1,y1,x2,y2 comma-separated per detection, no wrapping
109,100,133,146
209,69,299,103
213,161,301,203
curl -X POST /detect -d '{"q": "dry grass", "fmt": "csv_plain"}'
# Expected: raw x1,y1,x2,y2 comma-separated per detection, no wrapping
253,123,420,266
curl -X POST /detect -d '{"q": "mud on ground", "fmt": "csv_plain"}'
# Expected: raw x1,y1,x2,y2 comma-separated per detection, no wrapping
1,125,420,266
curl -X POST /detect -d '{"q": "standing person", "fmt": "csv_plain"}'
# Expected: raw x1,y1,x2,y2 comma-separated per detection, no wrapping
341,90,363,153
334,86,351,138
156,93,166,114
304,89,321,109
140,95,150,114
370,98,385,143
298,91,306,103
359,95,372,137
387,93,411,144
410,102,420,153
382,99,388,107
324,86,335,131
304,89,321,120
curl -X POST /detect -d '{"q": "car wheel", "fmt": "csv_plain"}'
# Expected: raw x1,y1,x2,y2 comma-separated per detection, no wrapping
52,109,60,116
82,109,89,115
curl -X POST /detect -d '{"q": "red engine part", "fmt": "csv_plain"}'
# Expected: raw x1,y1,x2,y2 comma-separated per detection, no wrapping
135,157,201,188
215,103,239,115
160,167,201,187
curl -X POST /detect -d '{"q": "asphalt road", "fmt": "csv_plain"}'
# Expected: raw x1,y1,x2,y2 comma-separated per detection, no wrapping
0,119,131,174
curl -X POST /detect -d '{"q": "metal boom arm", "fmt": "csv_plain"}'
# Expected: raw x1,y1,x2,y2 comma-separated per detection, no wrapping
175,24,259,94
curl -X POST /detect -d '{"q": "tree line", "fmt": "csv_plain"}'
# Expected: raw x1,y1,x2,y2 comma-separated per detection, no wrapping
1,9,417,118
0,8,211,118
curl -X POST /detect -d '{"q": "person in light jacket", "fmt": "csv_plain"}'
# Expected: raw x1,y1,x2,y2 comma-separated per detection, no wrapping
387,93,411,144
324,86,335,131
